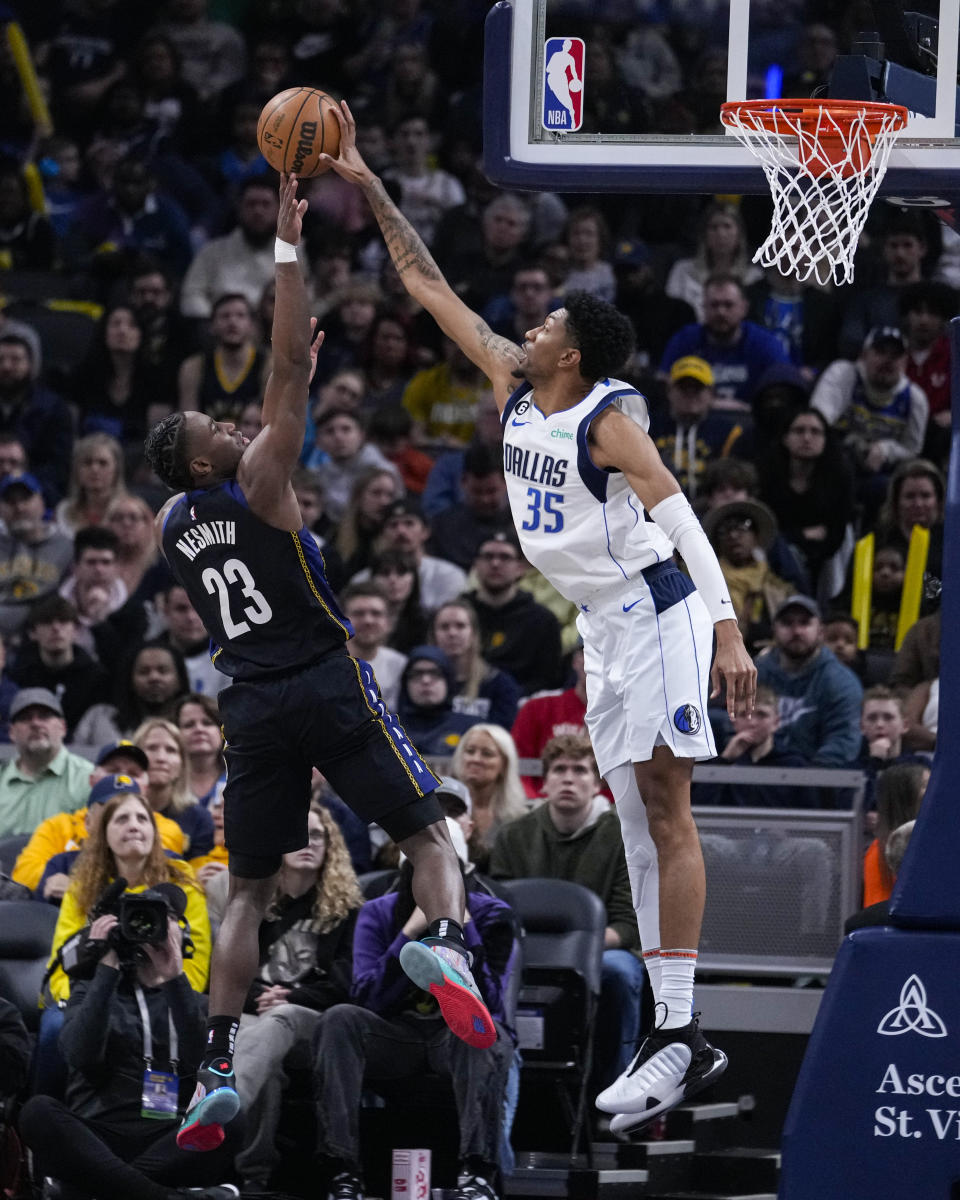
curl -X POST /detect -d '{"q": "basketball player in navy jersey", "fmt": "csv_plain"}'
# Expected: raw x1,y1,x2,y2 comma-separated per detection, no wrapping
144,175,495,1153
324,104,757,1131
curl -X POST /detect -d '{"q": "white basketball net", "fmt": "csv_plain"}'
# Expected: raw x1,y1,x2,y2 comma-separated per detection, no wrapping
720,103,907,287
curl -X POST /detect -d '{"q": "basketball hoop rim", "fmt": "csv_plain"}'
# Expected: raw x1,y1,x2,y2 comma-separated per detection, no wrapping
720,98,909,135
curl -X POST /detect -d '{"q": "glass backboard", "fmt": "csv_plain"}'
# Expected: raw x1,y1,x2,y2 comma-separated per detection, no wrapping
483,0,960,203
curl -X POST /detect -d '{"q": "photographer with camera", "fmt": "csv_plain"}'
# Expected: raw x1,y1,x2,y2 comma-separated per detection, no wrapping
44,777,211,1009
19,874,240,1200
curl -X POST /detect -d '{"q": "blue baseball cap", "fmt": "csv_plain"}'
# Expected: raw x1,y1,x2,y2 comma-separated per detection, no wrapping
88,774,142,807
0,472,43,498
614,238,650,267
95,740,150,771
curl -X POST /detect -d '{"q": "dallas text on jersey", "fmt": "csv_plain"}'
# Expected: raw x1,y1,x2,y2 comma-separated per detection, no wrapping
503,444,568,488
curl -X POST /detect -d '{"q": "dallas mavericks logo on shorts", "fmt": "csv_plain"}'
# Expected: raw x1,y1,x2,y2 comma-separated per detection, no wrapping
673,704,702,735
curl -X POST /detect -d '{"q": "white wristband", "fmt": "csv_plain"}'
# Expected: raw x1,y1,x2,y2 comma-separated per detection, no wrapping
649,492,735,625
275,237,298,263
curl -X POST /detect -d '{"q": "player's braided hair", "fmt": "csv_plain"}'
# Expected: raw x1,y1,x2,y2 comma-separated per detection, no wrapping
144,412,193,491
563,290,636,382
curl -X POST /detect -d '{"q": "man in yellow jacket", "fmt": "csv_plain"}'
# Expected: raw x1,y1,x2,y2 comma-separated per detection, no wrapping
12,740,185,898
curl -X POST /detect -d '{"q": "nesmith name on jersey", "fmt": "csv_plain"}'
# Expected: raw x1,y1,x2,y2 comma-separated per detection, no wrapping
503,444,568,488
175,520,237,561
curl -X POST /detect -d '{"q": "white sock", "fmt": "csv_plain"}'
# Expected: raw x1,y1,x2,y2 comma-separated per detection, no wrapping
642,948,662,1005
659,950,697,1030
606,763,661,1010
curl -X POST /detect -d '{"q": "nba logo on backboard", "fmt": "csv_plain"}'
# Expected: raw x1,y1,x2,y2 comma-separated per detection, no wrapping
542,37,584,132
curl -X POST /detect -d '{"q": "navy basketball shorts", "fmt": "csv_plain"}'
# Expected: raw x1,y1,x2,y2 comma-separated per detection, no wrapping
218,651,441,874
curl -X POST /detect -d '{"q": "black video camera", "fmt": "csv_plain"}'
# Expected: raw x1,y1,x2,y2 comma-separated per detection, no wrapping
113,892,172,948
58,879,193,980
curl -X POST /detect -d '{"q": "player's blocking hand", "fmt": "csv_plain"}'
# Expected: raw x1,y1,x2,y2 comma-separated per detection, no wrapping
710,625,757,719
319,101,372,186
277,172,307,245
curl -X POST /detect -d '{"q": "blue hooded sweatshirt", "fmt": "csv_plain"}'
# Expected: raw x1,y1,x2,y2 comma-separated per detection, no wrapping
397,644,480,757
757,645,863,767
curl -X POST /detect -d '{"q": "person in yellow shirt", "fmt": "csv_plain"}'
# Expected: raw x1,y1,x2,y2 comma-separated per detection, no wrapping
189,794,228,887
46,777,211,1008
12,740,185,898
402,338,492,446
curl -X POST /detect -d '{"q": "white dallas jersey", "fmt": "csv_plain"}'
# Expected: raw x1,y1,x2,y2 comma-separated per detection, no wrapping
502,378,675,603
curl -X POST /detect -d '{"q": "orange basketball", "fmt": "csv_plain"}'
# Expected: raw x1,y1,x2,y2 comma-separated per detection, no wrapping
256,87,341,178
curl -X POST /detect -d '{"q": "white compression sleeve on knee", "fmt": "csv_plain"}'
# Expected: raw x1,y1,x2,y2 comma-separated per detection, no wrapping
607,763,662,1004
649,492,734,625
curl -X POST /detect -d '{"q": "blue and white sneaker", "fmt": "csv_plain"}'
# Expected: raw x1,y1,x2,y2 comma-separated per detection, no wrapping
176,1059,240,1151
597,1013,727,1126
399,938,497,1048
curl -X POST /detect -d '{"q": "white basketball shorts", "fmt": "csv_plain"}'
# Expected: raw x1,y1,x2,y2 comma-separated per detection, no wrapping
576,565,717,777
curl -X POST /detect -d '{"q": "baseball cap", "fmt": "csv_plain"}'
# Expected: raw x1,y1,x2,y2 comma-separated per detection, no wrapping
475,529,522,558
88,773,142,807
434,775,472,818
613,238,650,267
9,687,64,721
863,326,906,354
0,471,43,498
383,496,424,524
669,356,715,388
773,594,821,622
96,739,150,772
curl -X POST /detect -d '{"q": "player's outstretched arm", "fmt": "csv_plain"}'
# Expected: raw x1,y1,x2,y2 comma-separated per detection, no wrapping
321,101,521,409
260,173,315,436
589,408,757,718
243,175,323,517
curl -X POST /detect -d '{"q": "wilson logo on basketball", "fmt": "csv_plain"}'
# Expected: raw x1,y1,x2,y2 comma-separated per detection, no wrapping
291,121,318,173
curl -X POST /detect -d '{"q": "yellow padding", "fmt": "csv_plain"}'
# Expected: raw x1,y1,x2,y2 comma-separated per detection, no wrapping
5,22,52,139
895,525,930,651
851,533,874,650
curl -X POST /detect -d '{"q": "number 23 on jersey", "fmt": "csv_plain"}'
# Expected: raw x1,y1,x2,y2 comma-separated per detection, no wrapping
202,557,273,638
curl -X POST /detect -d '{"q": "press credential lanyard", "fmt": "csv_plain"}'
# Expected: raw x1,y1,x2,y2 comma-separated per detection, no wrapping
135,983,179,1119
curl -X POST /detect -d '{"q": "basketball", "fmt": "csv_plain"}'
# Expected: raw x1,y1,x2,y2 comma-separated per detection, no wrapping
257,87,341,178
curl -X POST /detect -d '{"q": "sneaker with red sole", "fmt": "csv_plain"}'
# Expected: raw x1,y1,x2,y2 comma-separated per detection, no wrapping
177,1060,240,1151
398,938,497,1049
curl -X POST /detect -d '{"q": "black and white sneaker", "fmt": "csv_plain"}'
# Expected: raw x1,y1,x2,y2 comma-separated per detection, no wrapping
327,1171,364,1200
596,1013,727,1124
450,1175,498,1200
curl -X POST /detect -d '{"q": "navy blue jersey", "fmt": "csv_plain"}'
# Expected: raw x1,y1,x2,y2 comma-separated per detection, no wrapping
162,480,352,680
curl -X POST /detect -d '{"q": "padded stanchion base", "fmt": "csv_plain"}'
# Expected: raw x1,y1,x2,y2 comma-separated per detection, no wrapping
781,927,960,1197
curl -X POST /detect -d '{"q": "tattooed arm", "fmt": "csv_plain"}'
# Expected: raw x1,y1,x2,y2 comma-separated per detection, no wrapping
322,101,522,412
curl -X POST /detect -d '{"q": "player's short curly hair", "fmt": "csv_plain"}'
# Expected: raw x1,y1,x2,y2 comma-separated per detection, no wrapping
144,412,193,491
562,290,636,382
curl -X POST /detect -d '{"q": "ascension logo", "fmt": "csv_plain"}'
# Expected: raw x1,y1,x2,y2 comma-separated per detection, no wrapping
514,399,531,416
673,703,701,735
877,974,947,1038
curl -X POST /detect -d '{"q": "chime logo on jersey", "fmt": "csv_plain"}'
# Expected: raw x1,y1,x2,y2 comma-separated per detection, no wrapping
542,37,584,132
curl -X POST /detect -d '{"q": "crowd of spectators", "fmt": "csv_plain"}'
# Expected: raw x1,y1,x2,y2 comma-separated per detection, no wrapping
0,2,950,1197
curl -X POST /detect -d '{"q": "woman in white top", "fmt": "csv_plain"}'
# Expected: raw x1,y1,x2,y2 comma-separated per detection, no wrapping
562,206,616,303
666,202,762,321
54,433,128,535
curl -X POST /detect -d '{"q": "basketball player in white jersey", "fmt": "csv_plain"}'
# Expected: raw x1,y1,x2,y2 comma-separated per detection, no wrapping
323,103,757,1131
